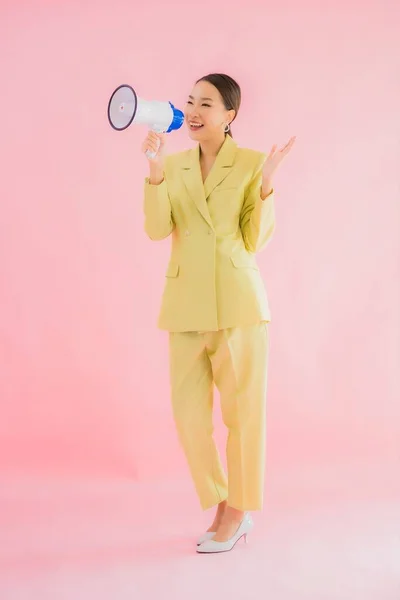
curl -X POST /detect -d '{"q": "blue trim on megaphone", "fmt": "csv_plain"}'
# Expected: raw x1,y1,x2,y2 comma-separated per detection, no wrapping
166,102,184,132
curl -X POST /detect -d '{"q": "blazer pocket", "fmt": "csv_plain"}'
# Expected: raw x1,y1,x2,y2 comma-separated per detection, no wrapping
230,254,259,270
166,262,179,278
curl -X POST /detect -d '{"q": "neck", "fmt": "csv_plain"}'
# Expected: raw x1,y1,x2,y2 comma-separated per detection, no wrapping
199,134,227,158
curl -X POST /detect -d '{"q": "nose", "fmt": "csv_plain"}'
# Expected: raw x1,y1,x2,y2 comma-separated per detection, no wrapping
186,106,199,119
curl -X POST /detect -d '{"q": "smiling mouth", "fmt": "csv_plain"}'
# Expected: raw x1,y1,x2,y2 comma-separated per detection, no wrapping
188,122,204,131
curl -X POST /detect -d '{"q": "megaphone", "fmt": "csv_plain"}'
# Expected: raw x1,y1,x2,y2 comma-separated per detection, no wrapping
107,84,184,158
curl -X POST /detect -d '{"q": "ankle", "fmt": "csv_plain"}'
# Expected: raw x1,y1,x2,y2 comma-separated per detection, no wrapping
217,500,227,514
225,506,245,521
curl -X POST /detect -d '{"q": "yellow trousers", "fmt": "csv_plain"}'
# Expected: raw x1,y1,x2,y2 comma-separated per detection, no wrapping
168,323,269,511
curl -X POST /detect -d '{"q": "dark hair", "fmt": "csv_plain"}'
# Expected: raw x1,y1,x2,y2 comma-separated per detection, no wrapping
196,73,241,137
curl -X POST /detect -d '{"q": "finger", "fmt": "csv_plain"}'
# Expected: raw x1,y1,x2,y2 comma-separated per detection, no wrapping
286,136,297,149
280,137,296,154
143,140,156,151
149,134,163,150
267,144,278,158
147,132,160,143
147,131,162,142
143,142,158,154
148,135,161,148
280,139,294,152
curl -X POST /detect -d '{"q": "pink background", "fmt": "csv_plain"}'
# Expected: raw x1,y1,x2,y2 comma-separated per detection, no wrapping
0,1,399,597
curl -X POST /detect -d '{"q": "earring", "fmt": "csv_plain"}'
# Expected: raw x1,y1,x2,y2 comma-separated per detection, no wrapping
224,123,230,133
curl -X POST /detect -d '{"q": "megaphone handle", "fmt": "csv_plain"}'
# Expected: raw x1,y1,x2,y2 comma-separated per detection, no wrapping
145,127,164,160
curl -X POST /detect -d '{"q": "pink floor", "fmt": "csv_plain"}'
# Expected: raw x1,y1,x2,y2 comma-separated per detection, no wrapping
0,463,399,600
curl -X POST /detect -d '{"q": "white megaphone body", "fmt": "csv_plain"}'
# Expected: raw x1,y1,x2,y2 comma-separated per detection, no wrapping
107,84,184,158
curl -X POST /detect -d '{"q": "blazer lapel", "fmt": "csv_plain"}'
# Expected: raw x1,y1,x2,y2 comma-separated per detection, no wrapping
203,135,238,200
181,136,238,227
181,145,212,227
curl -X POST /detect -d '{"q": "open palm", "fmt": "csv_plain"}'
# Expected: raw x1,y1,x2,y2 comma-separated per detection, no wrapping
263,136,296,179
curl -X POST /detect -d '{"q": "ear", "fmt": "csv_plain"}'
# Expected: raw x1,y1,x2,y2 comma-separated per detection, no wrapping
227,108,236,125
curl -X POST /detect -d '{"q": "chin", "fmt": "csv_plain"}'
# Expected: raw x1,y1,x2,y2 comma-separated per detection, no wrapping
186,123,206,141
187,130,204,141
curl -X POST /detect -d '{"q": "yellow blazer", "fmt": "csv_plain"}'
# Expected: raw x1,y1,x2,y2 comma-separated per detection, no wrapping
143,134,275,332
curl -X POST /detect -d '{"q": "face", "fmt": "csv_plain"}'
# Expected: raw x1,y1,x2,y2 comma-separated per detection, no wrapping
184,80,235,142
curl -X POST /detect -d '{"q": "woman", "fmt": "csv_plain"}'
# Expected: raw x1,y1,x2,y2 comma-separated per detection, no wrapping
142,73,295,553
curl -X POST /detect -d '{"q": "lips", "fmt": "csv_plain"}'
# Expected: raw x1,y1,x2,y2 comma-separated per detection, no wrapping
188,121,204,131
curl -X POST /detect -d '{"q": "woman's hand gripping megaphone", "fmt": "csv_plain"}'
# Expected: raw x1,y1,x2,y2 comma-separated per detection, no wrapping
142,130,166,167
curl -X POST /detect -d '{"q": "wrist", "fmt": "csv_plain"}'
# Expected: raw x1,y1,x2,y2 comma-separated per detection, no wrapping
261,177,273,200
149,164,164,185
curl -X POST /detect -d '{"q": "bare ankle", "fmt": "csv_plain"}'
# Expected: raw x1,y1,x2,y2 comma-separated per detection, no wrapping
217,500,227,514
225,506,244,521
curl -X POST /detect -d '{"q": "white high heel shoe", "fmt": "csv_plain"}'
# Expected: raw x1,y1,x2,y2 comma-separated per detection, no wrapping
196,531,215,545
197,513,253,554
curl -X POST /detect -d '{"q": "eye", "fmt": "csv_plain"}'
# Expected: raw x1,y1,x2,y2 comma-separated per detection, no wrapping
187,100,193,105
202,103,211,107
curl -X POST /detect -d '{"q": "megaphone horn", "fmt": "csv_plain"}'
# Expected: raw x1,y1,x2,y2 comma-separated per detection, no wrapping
107,84,138,131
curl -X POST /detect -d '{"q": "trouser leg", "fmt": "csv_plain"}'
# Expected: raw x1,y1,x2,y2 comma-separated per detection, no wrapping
169,331,228,510
208,323,270,511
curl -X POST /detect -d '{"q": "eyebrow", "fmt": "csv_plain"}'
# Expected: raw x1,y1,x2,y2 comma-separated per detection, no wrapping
188,95,214,101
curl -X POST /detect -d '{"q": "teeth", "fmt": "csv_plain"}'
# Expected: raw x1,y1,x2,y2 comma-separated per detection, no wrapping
190,122,202,127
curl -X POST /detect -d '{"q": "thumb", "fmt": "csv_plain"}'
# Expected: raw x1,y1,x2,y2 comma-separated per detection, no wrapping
268,144,277,158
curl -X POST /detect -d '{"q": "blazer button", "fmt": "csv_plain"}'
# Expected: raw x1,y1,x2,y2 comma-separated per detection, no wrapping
184,230,190,237
208,229,212,235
